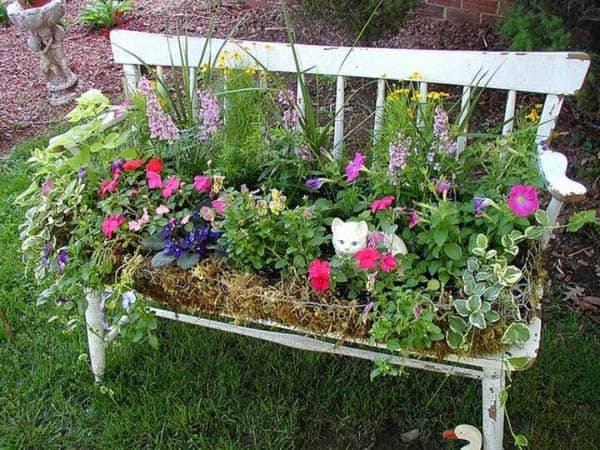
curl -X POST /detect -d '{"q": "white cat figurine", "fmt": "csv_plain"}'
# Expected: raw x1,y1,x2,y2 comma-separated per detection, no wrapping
331,218,407,256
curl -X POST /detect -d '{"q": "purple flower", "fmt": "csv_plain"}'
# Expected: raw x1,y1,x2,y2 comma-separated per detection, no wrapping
473,197,493,217
121,291,136,312
367,231,385,248
110,159,125,174
408,210,420,229
198,90,220,141
305,178,326,190
345,152,366,183
277,89,299,129
413,304,422,319
388,132,411,180
362,301,375,322
436,180,451,194
138,76,181,143
77,167,87,179
433,106,457,155
56,248,68,274
42,242,53,267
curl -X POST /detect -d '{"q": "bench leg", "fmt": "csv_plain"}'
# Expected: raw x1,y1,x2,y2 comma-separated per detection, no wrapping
482,366,506,450
85,289,106,382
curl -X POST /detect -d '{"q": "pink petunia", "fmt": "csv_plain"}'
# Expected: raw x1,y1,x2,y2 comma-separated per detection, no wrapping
162,176,181,198
193,175,212,193
345,152,366,183
355,247,382,270
102,215,125,238
211,199,228,216
146,170,163,189
507,185,539,217
308,259,330,292
380,253,397,272
408,210,420,229
370,196,395,214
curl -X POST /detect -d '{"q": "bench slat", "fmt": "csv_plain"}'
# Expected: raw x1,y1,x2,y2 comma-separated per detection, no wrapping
502,89,517,135
333,75,345,159
110,30,590,95
373,78,386,144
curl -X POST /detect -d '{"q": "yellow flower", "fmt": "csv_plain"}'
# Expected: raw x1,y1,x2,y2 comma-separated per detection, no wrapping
410,93,422,102
406,108,414,119
212,175,225,194
244,68,256,76
427,91,450,100
409,71,423,81
526,108,540,122
232,52,242,61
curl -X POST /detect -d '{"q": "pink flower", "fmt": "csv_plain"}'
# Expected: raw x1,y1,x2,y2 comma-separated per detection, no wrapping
507,185,539,217
436,180,451,194
146,158,163,173
211,199,228,216
355,248,382,270
98,173,119,197
408,210,420,229
380,253,397,272
156,205,170,215
370,196,394,213
102,215,125,238
128,208,150,231
345,152,366,183
123,159,144,171
308,259,330,292
181,214,191,225
413,304,422,319
193,175,212,193
201,206,215,222
146,170,163,189
162,176,181,198
41,179,54,195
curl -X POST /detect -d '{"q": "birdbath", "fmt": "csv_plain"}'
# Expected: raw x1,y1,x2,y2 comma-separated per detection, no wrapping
7,0,78,106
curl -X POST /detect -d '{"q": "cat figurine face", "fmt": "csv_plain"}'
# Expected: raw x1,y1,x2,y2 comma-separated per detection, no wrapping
331,218,368,255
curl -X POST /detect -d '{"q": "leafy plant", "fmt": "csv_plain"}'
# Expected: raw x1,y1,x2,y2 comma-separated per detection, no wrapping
79,0,131,31
0,2,9,27
298,0,416,41
499,4,571,51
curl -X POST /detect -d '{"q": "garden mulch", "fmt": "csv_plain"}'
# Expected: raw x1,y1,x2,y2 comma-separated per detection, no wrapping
1,0,598,302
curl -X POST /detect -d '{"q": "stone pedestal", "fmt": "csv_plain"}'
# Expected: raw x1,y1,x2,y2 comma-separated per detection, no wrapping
7,0,78,106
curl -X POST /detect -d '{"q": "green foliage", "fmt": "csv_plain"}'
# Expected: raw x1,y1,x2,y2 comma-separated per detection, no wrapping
218,188,328,275
499,4,571,51
0,2,9,27
369,289,443,352
79,0,131,31
298,0,416,41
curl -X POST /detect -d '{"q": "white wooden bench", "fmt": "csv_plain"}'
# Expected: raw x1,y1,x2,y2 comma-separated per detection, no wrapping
83,29,590,450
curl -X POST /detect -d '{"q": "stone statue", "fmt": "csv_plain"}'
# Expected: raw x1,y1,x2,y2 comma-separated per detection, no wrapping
7,0,78,106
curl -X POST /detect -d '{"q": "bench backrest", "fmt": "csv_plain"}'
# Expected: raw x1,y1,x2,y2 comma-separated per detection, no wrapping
110,30,590,157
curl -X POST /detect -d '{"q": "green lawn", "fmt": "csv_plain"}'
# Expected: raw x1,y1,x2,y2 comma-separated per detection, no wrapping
1,137,599,449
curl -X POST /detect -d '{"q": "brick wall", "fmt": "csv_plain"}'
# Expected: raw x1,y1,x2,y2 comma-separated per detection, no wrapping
418,0,513,24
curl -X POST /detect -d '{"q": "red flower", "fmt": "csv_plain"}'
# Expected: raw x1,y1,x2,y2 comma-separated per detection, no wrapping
122,159,144,171
308,259,330,292
370,195,394,214
146,158,163,173
380,253,397,272
355,248,381,270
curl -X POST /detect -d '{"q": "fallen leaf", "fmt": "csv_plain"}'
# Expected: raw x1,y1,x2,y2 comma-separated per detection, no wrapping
564,285,585,301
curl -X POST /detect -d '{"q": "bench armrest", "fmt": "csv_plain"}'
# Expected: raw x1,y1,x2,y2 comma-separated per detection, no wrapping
539,150,586,203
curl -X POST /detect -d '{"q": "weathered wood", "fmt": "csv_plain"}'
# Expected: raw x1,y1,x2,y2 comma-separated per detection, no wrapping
111,30,590,95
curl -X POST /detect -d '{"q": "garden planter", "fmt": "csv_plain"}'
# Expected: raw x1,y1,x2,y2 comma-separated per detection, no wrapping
19,31,591,450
